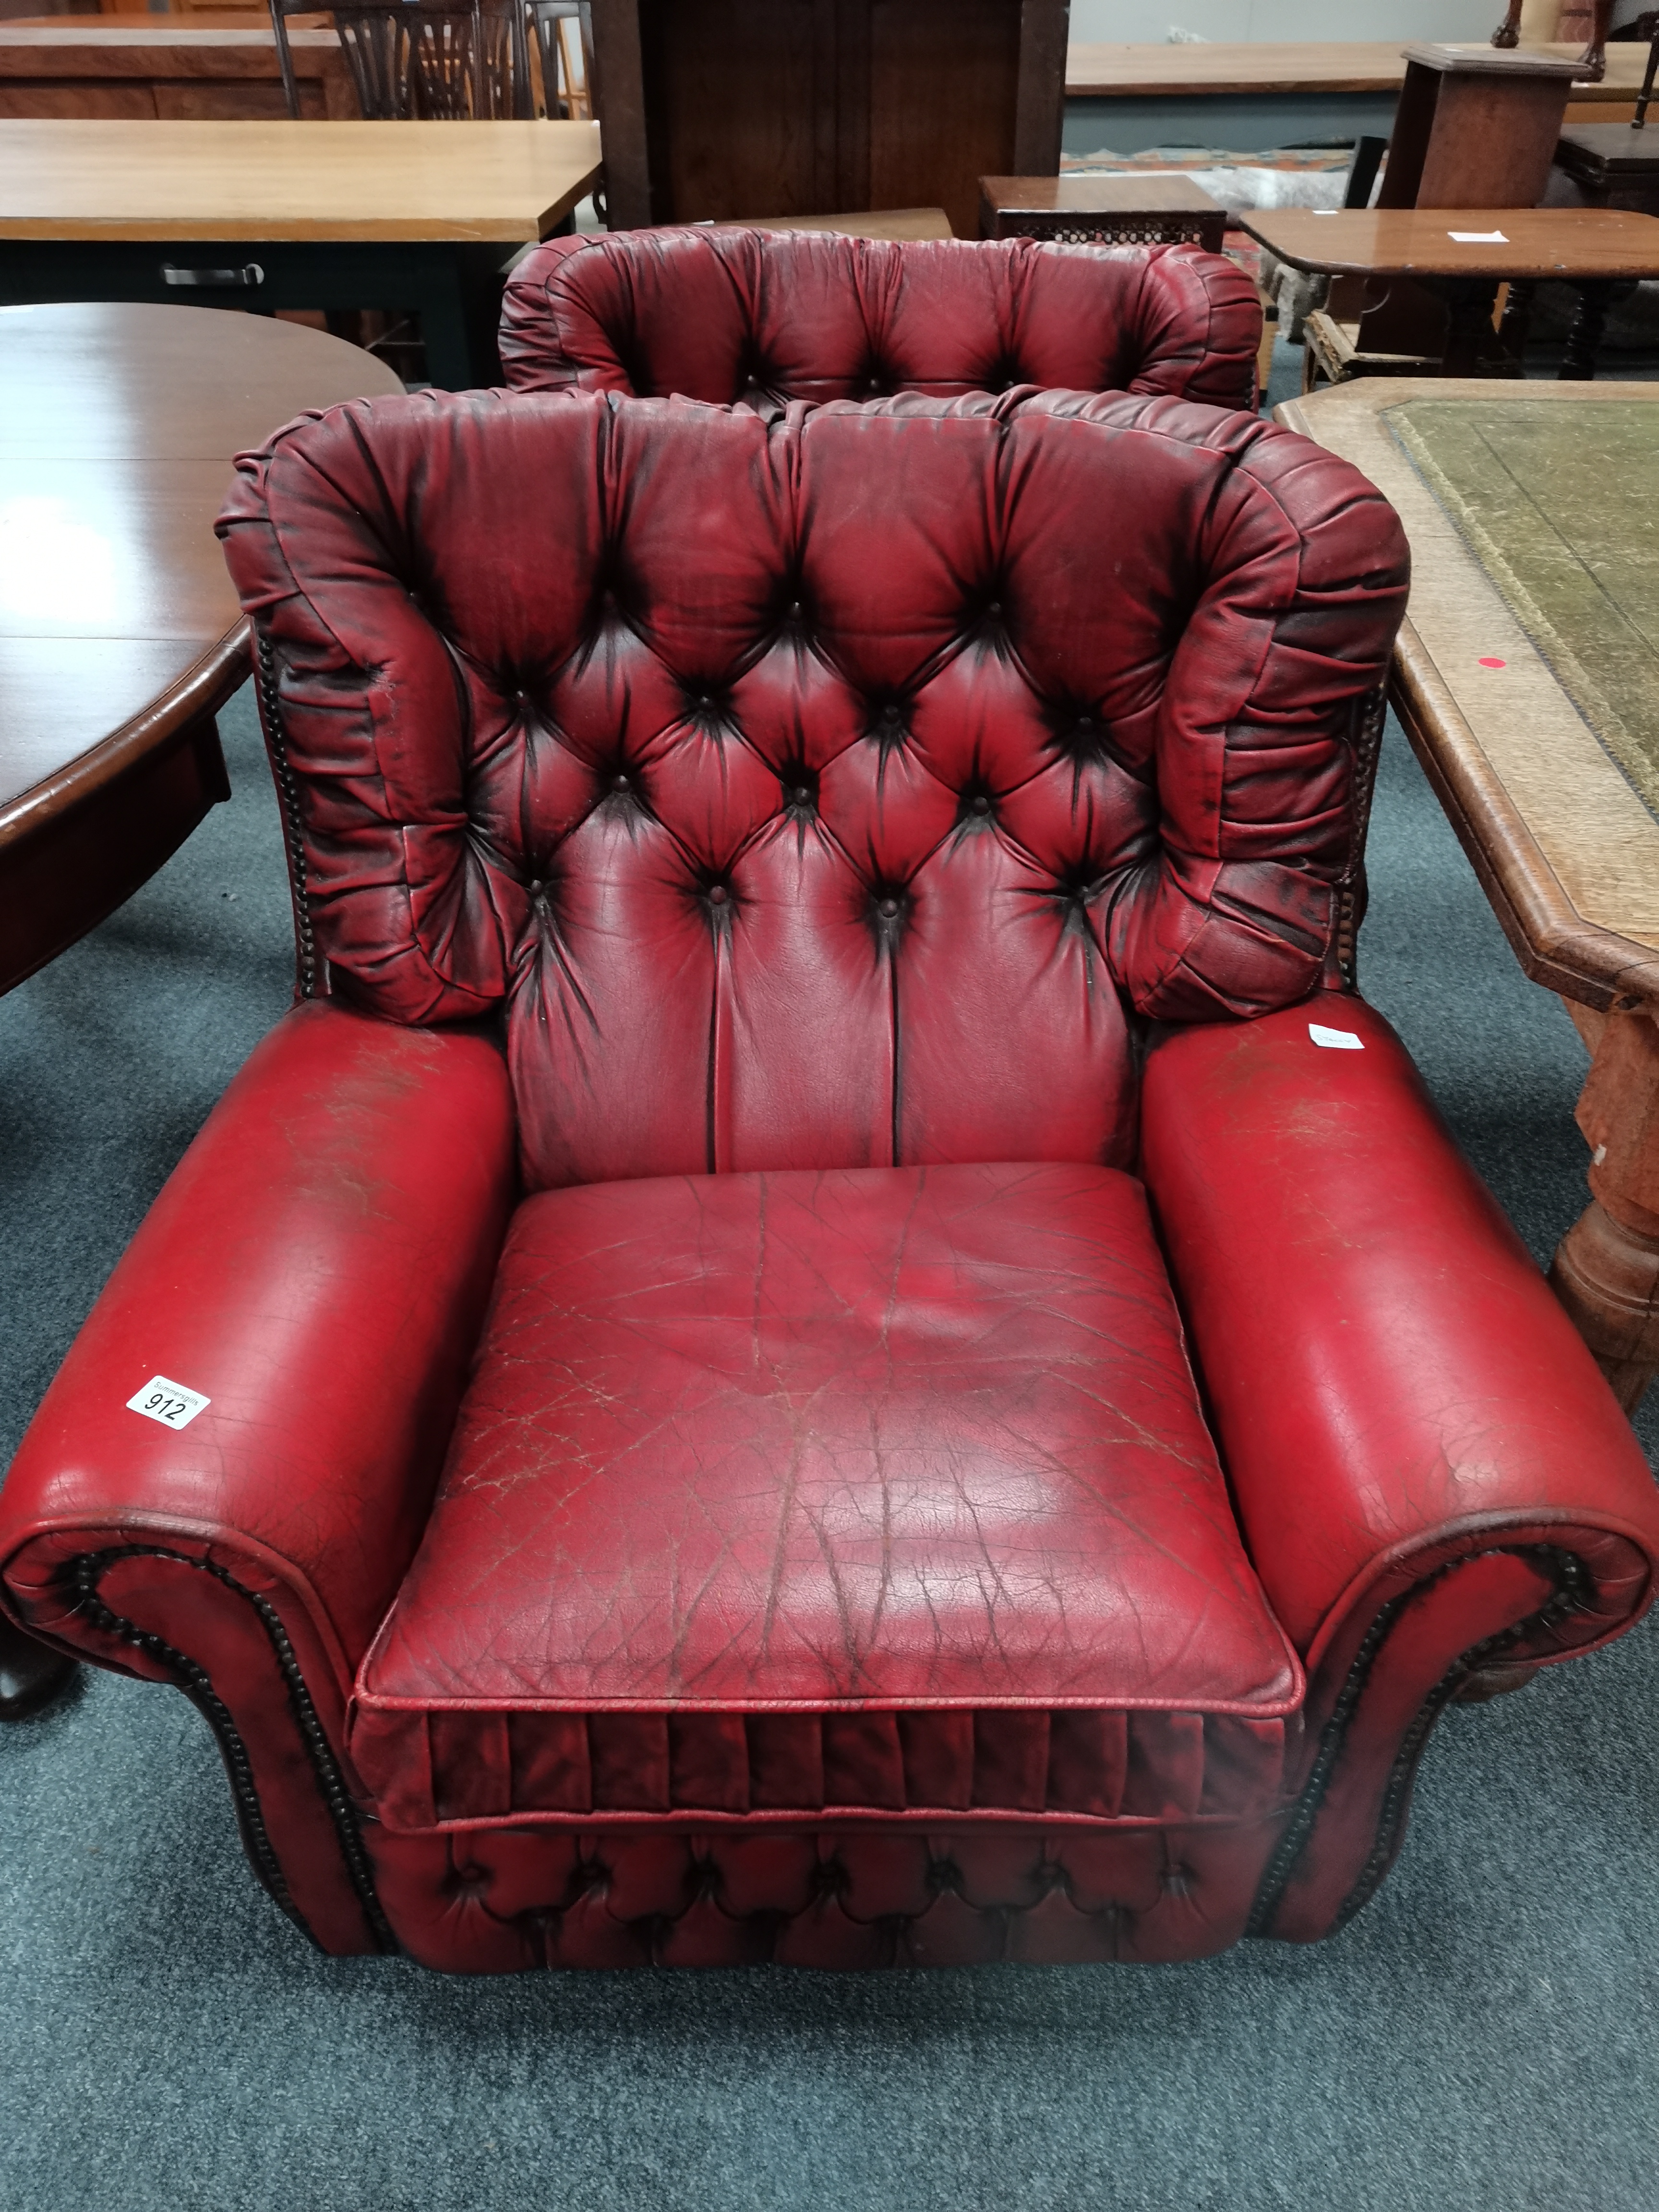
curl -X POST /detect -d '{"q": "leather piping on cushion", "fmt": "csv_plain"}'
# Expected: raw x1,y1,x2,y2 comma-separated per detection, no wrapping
351,1705,1298,1831
256,626,322,1004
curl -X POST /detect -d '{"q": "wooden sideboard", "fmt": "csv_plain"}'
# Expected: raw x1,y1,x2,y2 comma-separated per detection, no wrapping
0,17,353,119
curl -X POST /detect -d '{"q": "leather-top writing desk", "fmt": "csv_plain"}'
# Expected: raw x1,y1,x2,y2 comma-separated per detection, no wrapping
1277,376,1659,1413
0,117,603,387
0,300,402,997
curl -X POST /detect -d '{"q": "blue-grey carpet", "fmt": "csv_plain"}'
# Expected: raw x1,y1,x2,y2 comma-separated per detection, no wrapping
3,350,1658,2210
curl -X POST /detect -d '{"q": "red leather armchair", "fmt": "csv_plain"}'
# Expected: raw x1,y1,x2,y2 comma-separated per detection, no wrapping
4,387,1655,1973
499,228,1263,412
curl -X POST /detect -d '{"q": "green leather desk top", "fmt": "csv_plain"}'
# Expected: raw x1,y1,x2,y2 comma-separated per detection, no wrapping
1387,399,1659,818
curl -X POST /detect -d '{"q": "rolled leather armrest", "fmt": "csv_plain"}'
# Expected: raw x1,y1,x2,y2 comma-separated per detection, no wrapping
0,1000,516,1949
1140,997,1659,1937
1124,245,1263,413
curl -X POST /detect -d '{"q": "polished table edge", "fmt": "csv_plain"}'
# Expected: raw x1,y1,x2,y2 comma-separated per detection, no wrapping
0,619,246,849
1277,380,1659,1018
1240,208,1659,278
1063,39,1653,99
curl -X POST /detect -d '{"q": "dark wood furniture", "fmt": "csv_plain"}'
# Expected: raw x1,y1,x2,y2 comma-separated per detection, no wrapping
1493,0,1612,78
978,172,1224,252
1554,120,1659,214
1382,43,1583,210
1061,39,1653,161
1278,375,1659,1413
0,116,601,386
0,300,402,1000
590,0,1070,244
1245,204,1659,385
0,17,353,117
269,0,534,120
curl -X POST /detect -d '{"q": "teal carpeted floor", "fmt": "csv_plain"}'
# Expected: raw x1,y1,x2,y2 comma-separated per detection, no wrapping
4,348,1659,2210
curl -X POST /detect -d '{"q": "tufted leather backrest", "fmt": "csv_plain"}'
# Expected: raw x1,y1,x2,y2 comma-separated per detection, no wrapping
218,388,1407,1192
499,229,1263,414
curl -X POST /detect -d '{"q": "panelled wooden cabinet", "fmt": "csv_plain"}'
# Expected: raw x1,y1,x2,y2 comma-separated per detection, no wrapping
590,0,1069,239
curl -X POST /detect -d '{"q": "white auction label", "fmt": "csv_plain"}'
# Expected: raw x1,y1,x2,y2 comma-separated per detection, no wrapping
1447,230,1507,243
126,1376,210,1430
1309,1023,1364,1051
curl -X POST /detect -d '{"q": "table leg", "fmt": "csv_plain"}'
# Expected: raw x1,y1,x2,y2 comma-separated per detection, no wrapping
1549,1007,1659,1414
1442,278,1501,376
1561,280,1613,382
1498,276,1536,363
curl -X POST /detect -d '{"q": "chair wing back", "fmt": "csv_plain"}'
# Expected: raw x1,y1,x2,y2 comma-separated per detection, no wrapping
217,389,1407,1191
499,230,1262,411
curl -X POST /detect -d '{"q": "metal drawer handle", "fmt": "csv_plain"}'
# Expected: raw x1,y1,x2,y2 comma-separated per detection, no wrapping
161,263,265,289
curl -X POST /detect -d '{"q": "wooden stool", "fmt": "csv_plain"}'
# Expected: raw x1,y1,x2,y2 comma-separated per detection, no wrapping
978,174,1226,254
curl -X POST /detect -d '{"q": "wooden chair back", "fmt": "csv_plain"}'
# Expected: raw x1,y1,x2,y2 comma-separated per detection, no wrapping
528,0,596,120
268,0,535,120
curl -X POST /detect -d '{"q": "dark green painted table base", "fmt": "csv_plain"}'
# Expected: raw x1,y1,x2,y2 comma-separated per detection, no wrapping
0,233,566,389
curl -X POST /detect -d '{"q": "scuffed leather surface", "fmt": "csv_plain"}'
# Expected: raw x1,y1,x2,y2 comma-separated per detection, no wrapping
498,230,1263,412
367,1816,1289,1970
1141,998,1659,1936
217,387,1407,1190
351,1162,1300,1826
0,1000,516,1680
1140,997,1659,1661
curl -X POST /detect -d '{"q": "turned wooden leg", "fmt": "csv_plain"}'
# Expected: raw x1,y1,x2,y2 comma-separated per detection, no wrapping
1561,281,1613,381
1499,276,1537,362
1549,1005,1659,1415
1491,1,1522,48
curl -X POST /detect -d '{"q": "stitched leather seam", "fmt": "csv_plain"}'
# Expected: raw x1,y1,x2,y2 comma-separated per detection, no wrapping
69,1545,396,1954
1245,1543,1586,1938
1334,684,1387,989
255,624,318,1003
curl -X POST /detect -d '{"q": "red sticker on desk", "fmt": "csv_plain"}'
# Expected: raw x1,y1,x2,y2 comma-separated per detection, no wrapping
1478,657,1506,669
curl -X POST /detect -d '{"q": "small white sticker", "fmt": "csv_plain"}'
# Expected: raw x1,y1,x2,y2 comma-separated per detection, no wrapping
1309,1023,1364,1051
126,1376,210,1430
1448,229,1508,243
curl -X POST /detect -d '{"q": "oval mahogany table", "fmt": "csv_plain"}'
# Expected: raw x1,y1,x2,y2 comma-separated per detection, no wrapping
0,300,403,1000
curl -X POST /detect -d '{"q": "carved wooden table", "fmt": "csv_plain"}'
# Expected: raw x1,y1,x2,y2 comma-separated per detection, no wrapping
0,300,402,999
1278,376,1659,1413
1245,204,1659,384
0,117,602,387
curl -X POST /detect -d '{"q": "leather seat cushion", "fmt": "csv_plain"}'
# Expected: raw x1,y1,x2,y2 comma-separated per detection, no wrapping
350,1162,1302,1830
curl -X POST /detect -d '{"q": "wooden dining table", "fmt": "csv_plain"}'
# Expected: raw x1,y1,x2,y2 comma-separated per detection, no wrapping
0,116,603,387
0,299,403,998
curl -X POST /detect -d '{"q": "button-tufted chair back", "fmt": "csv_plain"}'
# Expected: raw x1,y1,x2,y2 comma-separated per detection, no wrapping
218,387,1407,1193
499,229,1264,413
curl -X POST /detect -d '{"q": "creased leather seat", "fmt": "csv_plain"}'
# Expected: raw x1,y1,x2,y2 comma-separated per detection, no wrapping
498,228,1262,413
4,386,1656,1976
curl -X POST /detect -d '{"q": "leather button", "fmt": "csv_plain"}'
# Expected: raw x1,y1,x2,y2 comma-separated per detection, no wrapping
878,896,900,919
791,786,811,805
970,794,991,816
867,377,880,393
788,601,803,619
987,601,1002,617
707,885,728,906
611,772,631,792
527,878,543,896
883,704,901,723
